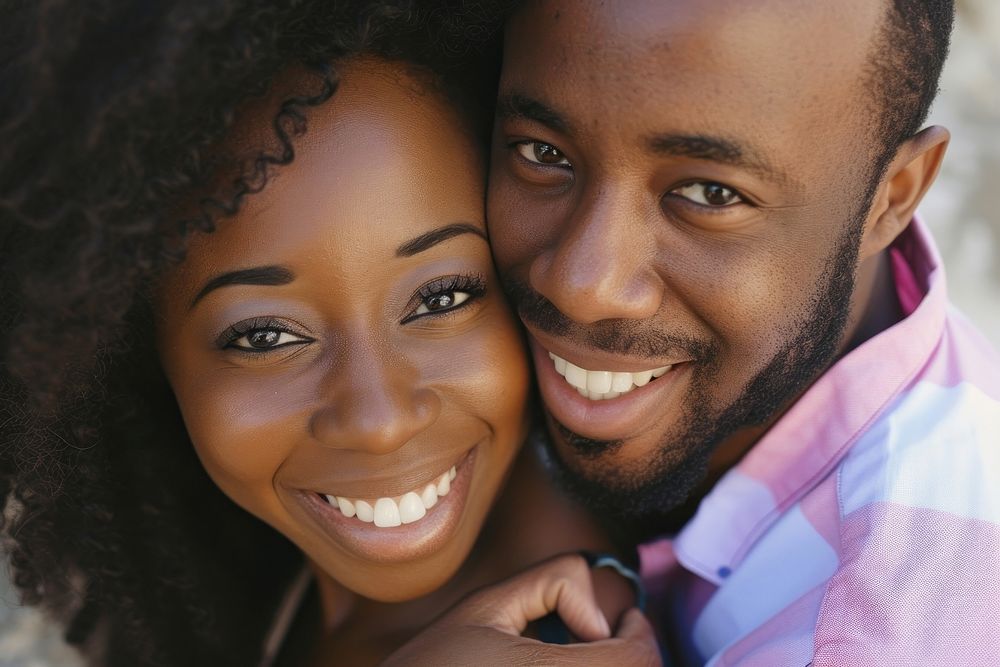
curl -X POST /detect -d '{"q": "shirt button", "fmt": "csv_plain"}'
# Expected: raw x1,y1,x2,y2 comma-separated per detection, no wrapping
717,566,732,579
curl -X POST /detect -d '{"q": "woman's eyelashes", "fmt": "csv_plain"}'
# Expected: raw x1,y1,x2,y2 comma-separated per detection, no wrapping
217,317,313,353
403,273,487,324
214,274,487,354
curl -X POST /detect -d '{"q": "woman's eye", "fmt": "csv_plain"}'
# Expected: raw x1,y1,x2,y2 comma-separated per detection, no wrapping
404,274,486,323
413,290,471,316
671,182,743,207
229,329,310,351
515,141,571,167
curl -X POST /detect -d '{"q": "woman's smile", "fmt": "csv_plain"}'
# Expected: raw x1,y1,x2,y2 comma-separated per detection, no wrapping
289,447,477,563
320,463,457,526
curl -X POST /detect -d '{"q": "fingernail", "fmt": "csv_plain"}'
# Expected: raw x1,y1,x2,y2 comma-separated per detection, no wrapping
598,612,612,637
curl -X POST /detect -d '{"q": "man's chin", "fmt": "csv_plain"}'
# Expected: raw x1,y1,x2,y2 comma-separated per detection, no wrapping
539,422,713,522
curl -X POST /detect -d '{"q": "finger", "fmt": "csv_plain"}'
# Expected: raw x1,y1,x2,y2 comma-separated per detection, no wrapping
615,607,657,644
461,553,612,641
524,622,663,667
472,626,663,667
551,612,661,667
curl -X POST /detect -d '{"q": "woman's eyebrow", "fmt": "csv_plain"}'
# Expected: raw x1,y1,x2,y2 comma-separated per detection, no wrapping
189,265,295,310
396,223,487,258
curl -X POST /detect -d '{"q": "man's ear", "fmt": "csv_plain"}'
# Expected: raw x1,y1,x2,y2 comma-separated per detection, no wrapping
860,125,950,260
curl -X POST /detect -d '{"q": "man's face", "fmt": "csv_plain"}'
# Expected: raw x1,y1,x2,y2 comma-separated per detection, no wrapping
489,0,887,517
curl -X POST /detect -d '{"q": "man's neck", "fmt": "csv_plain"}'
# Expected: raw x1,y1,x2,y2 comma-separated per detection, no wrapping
844,247,904,354
693,248,904,512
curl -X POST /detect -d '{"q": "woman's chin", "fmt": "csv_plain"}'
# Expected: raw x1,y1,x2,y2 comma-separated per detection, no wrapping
308,533,474,604
358,562,463,603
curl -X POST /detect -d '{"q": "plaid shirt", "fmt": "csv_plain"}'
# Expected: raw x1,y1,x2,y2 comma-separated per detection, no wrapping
640,216,1000,667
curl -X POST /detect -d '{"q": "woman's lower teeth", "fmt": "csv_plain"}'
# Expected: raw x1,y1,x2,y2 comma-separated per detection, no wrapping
324,466,456,528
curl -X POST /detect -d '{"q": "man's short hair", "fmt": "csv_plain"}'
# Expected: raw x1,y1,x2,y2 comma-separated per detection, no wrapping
868,0,955,174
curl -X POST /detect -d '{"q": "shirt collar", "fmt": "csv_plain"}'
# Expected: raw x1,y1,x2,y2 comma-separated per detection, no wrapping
671,216,947,584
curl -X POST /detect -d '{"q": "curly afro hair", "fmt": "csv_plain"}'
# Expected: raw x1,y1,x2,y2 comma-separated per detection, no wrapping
0,1,511,665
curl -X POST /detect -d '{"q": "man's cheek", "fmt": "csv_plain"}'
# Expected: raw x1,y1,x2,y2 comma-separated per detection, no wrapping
488,185,567,267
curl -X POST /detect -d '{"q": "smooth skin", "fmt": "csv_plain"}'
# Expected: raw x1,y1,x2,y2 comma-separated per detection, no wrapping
388,0,947,662
157,58,633,664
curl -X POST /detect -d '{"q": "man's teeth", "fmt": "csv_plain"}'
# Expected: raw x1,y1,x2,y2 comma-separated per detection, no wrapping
323,466,457,528
549,352,671,400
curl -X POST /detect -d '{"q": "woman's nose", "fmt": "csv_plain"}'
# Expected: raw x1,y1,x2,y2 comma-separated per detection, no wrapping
309,345,440,455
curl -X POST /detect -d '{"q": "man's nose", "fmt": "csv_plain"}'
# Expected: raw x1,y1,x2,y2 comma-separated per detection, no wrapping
309,341,439,455
530,188,662,324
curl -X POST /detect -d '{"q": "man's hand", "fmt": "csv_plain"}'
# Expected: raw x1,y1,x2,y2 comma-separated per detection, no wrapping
382,554,661,666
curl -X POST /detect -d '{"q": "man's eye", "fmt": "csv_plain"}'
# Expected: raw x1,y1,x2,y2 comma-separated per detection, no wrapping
515,141,571,167
229,329,310,351
414,291,471,316
671,182,743,207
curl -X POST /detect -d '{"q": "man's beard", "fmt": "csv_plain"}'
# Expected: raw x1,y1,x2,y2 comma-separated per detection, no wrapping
507,213,867,523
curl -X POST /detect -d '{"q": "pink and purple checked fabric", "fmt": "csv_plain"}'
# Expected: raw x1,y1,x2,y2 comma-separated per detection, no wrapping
640,216,1000,667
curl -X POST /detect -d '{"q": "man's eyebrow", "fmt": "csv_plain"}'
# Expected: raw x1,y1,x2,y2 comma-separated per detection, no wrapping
396,223,487,258
190,265,295,310
496,92,572,135
646,133,792,185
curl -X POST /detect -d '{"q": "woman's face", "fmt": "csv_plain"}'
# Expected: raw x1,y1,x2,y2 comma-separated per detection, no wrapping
156,59,530,601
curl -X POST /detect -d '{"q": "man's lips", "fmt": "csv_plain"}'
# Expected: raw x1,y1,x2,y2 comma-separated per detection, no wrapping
523,325,694,373
527,335,692,442
547,350,672,400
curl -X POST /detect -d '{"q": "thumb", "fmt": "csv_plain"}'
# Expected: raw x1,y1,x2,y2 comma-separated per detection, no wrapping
459,553,612,641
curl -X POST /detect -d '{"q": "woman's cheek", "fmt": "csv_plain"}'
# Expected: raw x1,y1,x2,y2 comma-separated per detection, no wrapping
175,367,305,511
444,305,531,432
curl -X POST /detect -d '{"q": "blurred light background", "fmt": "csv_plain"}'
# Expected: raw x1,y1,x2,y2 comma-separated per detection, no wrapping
1,2,997,664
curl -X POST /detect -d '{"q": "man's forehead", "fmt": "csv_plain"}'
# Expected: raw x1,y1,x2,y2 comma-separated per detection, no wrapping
509,0,885,50
506,0,884,96
502,0,887,178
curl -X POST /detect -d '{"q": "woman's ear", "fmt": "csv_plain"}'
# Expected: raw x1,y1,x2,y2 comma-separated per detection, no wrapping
860,125,950,260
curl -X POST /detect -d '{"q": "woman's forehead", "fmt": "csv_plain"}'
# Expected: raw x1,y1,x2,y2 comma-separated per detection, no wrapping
161,58,488,301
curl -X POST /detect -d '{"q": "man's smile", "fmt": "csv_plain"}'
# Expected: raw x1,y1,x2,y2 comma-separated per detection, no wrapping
547,350,672,401
526,330,695,443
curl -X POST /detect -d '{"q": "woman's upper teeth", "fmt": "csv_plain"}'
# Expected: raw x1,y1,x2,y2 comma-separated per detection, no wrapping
548,351,671,400
324,466,456,528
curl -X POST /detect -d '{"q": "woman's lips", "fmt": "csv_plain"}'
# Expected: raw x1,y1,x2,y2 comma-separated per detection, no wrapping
528,336,691,442
291,448,477,563
320,465,457,527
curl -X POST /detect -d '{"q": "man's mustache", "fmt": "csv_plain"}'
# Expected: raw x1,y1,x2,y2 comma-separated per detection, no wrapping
501,276,716,361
